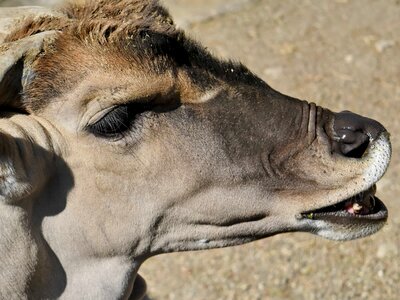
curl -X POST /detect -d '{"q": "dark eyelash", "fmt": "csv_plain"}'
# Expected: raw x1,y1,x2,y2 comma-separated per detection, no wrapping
88,105,135,138
87,95,179,139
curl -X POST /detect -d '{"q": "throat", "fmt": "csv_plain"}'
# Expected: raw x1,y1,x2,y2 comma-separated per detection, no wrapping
41,255,141,299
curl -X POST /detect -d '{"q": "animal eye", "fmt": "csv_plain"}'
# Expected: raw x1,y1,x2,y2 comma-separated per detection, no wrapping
88,105,135,138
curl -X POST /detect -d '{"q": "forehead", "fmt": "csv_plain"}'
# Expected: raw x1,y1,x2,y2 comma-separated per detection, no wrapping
23,26,186,110
24,29,259,112
25,32,212,111
48,31,181,75
18,0,262,111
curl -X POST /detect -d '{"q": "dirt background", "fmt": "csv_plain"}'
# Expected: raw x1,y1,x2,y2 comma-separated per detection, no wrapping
1,0,399,299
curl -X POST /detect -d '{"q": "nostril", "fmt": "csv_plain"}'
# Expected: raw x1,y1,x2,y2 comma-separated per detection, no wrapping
333,128,370,158
332,110,386,159
334,111,386,141
336,129,359,144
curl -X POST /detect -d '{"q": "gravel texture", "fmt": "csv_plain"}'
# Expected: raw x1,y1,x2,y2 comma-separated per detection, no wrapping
1,0,399,299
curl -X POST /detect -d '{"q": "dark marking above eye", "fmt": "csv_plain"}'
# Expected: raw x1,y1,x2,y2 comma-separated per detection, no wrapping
135,30,191,66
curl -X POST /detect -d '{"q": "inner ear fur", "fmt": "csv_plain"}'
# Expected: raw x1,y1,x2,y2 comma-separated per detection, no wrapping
0,6,65,43
0,31,59,110
0,6,67,111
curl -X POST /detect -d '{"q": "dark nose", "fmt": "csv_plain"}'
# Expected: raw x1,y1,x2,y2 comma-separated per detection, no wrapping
332,111,386,158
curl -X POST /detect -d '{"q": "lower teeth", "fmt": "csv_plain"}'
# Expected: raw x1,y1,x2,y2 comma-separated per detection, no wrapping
345,201,366,215
346,196,376,215
352,203,363,214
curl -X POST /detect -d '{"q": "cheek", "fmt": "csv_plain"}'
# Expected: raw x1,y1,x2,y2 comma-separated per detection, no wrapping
284,136,365,190
64,110,225,207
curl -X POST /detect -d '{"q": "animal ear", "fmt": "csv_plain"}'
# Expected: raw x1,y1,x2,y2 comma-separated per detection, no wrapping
0,7,65,110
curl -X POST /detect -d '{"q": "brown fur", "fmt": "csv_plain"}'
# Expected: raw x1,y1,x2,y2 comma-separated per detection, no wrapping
0,1,392,299
6,0,176,44
6,0,261,113
7,0,265,111
5,0,185,113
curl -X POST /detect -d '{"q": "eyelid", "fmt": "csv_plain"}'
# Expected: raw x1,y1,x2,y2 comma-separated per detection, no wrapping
87,105,119,126
86,97,153,128
87,105,131,138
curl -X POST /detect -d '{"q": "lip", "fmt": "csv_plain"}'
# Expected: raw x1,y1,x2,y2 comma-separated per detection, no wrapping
300,185,388,222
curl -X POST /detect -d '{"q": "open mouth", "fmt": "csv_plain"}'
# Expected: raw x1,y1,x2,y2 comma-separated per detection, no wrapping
301,185,388,222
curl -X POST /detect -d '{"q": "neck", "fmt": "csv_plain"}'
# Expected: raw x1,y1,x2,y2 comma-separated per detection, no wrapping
32,251,145,299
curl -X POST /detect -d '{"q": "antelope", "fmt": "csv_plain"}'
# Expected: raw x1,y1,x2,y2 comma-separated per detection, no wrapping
0,0,391,299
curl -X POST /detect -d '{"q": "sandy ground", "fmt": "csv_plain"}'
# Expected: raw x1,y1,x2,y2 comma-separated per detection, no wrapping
1,0,399,299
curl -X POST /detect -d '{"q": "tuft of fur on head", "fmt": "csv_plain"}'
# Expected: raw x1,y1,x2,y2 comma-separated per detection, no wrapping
5,0,177,44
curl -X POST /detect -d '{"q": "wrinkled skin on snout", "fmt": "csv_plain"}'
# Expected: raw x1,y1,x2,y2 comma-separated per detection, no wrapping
0,1,391,299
